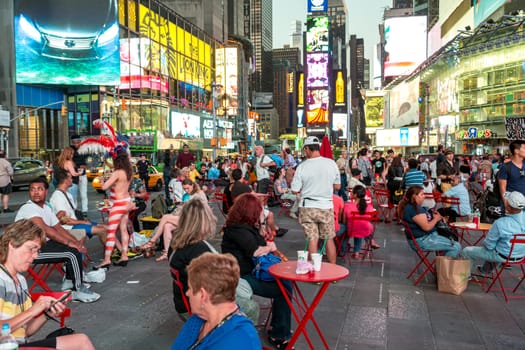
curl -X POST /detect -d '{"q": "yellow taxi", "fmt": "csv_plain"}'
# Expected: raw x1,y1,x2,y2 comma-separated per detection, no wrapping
86,167,104,181
92,165,164,193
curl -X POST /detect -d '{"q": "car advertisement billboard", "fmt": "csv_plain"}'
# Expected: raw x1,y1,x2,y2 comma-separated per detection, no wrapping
388,77,420,128
306,16,329,52
170,111,201,139
14,0,120,85
306,53,329,88
384,16,427,77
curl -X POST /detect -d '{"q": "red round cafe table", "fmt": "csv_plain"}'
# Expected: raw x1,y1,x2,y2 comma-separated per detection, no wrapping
269,261,349,350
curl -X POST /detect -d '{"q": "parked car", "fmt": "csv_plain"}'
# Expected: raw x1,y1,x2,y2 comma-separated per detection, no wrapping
8,158,48,190
92,165,164,193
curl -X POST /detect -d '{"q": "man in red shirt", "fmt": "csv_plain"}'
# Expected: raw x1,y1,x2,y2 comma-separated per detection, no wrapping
176,144,195,169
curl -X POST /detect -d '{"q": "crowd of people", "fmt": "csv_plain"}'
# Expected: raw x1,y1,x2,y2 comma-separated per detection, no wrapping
2,134,525,349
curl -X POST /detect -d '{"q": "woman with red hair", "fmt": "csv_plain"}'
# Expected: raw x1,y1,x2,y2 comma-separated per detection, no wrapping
221,193,292,349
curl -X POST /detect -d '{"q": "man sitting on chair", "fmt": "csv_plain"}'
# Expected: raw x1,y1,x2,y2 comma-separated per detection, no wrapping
438,175,470,222
15,177,100,303
50,169,108,247
462,191,525,275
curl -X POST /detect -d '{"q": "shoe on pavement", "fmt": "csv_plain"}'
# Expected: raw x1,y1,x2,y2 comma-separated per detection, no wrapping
275,228,288,237
61,279,74,291
2,208,14,213
72,285,100,303
289,213,298,219
127,250,143,260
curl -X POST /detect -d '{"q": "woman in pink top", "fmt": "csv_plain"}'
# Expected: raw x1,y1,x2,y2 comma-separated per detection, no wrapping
344,185,380,259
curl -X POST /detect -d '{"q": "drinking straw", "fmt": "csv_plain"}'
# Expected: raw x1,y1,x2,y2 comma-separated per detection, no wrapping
319,238,328,255
304,238,309,252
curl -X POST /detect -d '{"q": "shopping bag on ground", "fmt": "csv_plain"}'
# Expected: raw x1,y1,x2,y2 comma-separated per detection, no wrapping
435,256,470,295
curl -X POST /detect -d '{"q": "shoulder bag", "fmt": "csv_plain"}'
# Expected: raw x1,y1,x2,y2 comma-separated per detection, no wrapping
252,253,281,282
58,190,84,220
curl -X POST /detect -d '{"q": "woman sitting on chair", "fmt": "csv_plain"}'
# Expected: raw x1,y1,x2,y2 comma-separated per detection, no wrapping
221,193,292,349
169,198,217,321
171,253,261,349
398,186,461,257
273,167,298,219
0,220,95,349
344,185,380,259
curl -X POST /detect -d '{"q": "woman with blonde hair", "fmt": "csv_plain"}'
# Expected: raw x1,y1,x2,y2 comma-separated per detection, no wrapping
169,198,217,320
171,253,261,349
0,220,95,349
56,147,83,203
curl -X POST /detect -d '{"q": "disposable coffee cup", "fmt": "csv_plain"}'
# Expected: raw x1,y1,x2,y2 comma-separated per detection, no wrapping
311,253,322,272
297,250,308,262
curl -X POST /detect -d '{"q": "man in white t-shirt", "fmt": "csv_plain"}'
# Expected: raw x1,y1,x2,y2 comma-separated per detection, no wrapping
291,136,341,263
50,169,107,247
254,145,275,194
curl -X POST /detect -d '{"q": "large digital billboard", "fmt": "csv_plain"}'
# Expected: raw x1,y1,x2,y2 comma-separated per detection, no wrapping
14,0,120,85
365,95,385,128
389,77,420,128
306,53,329,88
384,16,427,77
170,111,201,139
332,113,347,139
215,48,239,108
306,89,329,124
306,16,329,52
376,127,419,147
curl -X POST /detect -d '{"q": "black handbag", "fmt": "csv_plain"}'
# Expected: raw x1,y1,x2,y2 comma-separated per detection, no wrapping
46,326,75,339
435,220,458,241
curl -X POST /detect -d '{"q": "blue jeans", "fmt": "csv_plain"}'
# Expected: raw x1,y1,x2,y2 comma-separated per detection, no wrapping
337,173,348,201
67,183,78,205
408,232,461,258
242,274,292,340
461,246,506,273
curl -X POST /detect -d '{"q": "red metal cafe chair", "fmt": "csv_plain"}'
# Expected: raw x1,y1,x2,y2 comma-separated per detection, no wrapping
210,189,229,219
373,188,397,223
484,234,525,302
339,211,380,265
31,291,72,327
26,263,65,293
170,267,192,316
403,222,443,286
438,196,468,220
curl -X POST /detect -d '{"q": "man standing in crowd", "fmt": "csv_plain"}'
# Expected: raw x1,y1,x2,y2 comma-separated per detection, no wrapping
176,144,195,169
462,191,525,275
71,135,88,217
254,145,276,194
336,150,349,201
291,136,341,263
136,153,150,190
16,178,100,303
0,149,14,213
404,158,426,189
357,148,373,186
372,150,386,182
437,149,459,193
497,140,525,198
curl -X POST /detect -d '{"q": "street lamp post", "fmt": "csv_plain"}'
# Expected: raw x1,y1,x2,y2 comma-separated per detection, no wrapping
211,82,217,161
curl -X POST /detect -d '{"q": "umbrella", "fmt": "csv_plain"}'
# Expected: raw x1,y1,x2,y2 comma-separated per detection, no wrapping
319,135,333,159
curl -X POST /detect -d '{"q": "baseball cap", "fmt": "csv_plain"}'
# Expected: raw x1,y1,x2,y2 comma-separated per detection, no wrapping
444,149,454,155
504,191,525,210
303,136,320,147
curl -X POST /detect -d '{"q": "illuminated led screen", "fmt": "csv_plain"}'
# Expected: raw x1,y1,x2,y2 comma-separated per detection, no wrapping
384,16,427,77
306,16,329,52
171,111,201,139
14,0,120,85
389,77,419,128
332,113,347,139
306,53,329,88
376,127,419,147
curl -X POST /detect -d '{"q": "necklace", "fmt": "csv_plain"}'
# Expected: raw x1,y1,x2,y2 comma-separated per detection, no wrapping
188,306,239,350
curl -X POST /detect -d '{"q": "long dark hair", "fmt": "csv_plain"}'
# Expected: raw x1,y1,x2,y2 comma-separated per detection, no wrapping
352,185,367,214
397,185,424,218
114,151,132,180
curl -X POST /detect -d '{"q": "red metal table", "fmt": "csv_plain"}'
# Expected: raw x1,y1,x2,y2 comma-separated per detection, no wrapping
449,221,492,246
269,261,349,350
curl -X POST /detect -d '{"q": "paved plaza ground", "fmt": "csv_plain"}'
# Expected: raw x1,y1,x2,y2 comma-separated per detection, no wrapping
2,188,525,349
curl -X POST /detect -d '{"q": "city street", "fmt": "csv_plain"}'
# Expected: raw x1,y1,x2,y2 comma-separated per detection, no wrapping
1,185,525,349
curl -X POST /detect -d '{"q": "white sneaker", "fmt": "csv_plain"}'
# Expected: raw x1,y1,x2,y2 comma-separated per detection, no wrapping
61,279,74,291
289,212,298,219
72,285,100,303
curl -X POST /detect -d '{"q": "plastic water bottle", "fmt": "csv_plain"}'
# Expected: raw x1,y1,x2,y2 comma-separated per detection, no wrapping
0,323,18,350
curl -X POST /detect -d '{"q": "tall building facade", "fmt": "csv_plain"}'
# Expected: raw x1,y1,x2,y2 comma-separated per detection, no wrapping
273,46,301,134
393,0,414,8
247,0,273,93
290,20,303,51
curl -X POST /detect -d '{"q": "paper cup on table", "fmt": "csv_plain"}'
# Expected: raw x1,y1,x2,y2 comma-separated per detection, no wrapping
297,250,308,262
311,253,322,272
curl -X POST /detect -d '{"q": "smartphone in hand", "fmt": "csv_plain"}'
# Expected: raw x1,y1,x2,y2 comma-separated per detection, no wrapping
49,291,72,309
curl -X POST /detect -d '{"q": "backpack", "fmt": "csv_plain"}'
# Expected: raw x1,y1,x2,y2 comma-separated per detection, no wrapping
486,162,512,220
151,194,168,219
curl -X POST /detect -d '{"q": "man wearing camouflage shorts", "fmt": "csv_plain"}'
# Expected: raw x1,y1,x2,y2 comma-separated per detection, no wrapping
291,136,341,263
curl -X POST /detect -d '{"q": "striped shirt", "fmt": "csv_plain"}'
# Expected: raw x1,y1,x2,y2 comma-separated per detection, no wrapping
404,169,426,189
0,269,32,342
